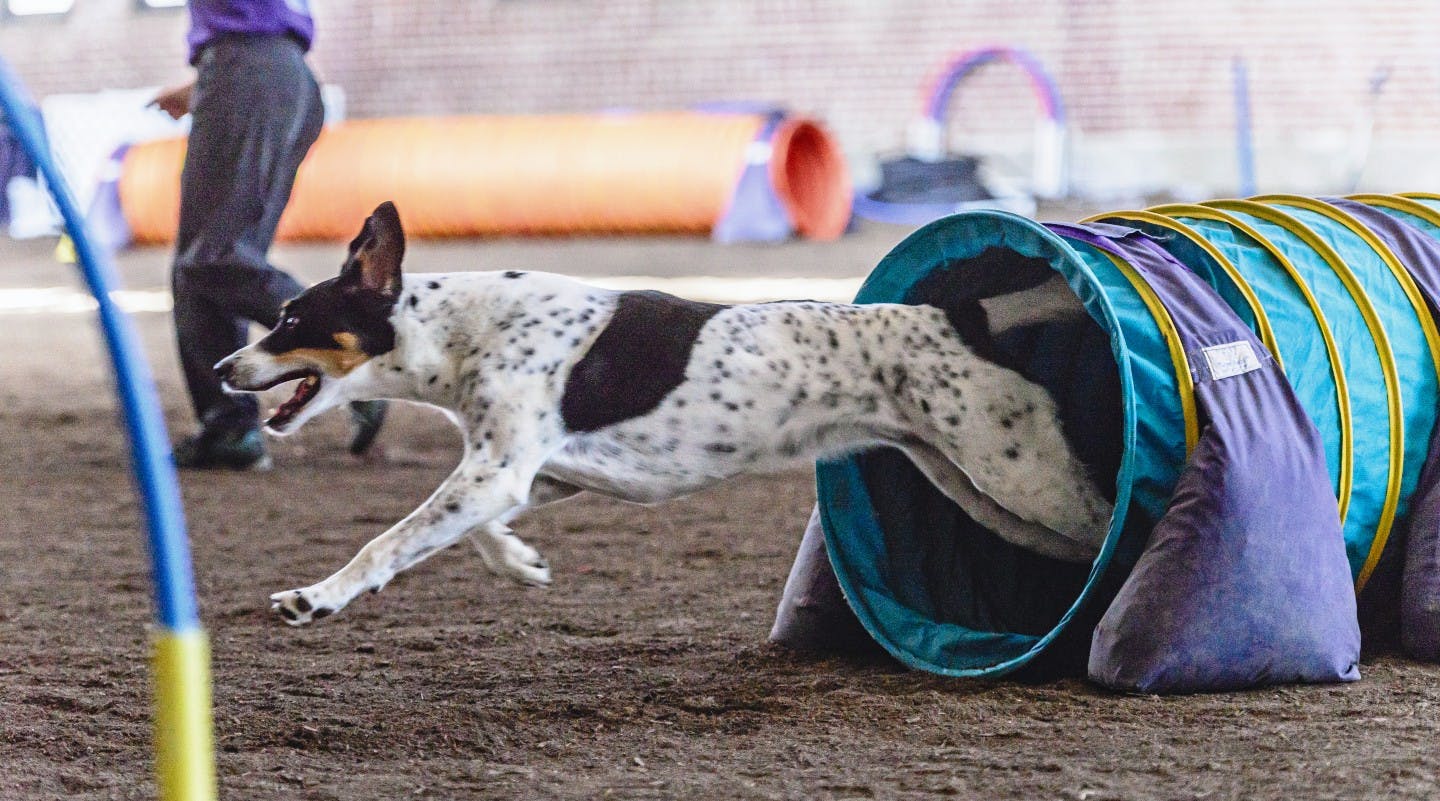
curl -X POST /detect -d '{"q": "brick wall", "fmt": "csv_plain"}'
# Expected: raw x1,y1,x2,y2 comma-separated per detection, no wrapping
4,0,1439,196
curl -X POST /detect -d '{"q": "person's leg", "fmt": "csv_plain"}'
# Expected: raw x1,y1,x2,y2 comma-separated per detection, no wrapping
171,36,324,460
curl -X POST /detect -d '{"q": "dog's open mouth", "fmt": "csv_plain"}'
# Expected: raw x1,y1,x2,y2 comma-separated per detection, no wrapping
255,368,323,429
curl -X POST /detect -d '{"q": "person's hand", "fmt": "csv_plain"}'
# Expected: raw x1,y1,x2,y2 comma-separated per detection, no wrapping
150,81,195,120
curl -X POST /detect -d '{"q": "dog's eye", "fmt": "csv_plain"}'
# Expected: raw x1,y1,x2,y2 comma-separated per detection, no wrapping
278,316,299,331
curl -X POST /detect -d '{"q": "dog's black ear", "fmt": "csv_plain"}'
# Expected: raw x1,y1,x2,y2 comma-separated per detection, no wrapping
341,201,405,299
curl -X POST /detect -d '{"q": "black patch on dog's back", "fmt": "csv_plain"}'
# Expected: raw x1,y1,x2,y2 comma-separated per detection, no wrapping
561,291,727,432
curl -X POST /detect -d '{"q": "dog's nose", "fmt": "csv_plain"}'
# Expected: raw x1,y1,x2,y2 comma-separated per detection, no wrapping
214,357,236,383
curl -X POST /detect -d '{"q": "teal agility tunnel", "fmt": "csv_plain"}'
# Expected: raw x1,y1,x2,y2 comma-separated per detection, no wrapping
773,193,1440,693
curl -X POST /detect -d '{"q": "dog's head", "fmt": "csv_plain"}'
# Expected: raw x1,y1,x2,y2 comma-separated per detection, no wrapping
216,201,406,435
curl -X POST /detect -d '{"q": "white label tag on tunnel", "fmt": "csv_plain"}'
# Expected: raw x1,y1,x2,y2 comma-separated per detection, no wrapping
1201,340,1262,380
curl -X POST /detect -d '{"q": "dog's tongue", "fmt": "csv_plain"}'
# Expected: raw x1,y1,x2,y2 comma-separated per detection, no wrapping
268,374,321,428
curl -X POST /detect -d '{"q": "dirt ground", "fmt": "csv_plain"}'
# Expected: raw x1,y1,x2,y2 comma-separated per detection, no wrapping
2,222,1439,800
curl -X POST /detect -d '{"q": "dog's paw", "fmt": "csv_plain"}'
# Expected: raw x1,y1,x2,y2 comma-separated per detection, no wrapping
472,530,552,587
496,539,552,586
269,588,334,626
507,548,552,587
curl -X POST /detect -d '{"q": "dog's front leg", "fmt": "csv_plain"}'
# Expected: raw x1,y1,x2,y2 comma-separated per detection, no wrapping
269,462,536,625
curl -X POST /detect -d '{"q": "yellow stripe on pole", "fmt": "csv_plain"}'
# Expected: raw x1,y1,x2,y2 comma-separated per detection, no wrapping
152,628,217,801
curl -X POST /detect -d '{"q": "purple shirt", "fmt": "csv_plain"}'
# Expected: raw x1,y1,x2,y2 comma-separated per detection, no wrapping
186,0,315,63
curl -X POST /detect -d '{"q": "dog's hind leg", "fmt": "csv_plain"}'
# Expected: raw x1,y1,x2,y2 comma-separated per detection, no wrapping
896,440,1097,563
468,476,581,586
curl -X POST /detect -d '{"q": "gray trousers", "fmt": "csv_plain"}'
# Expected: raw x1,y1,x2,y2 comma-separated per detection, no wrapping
171,34,323,434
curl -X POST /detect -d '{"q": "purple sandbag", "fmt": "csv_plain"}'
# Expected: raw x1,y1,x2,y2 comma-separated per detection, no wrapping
711,109,795,244
769,506,875,653
1052,224,1360,692
1328,198,1440,661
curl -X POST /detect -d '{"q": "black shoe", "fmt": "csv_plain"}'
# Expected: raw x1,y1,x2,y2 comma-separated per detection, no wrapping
172,427,272,471
348,400,388,456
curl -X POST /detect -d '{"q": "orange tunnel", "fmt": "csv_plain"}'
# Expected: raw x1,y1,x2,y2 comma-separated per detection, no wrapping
118,112,852,243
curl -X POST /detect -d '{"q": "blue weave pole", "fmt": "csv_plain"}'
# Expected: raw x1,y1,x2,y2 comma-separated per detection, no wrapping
1232,57,1257,197
0,58,215,800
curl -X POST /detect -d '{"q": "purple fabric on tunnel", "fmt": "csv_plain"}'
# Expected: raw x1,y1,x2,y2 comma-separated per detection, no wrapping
1049,223,1360,693
1326,198,1440,661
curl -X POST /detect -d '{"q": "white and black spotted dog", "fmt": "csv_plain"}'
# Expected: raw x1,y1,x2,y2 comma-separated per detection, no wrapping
216,202,1113,625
